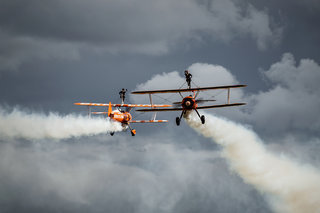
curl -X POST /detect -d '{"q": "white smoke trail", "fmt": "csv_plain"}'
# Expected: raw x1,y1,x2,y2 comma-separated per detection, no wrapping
0,107,123,140
185,112,320,213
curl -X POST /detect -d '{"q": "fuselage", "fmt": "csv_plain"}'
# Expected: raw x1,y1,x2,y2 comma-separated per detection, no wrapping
109,110,132,124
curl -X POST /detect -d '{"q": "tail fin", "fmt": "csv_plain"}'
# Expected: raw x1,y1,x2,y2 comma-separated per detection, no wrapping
108,102,112,117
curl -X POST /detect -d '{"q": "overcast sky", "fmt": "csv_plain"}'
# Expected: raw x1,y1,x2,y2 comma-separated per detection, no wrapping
0,0,320,213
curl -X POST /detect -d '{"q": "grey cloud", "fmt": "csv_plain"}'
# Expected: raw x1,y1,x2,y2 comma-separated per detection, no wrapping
204,0,282,50
247,53,320,136
0,0,281,70
264,53,320,93
0,137,271,213
0,30,80,70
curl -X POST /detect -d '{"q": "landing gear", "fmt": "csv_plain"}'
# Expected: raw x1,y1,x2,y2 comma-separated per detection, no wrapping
110,132,115,136
176,110,185,126
128,124,136,136
195,109,205,125
176,117,180,126
200,115,205,124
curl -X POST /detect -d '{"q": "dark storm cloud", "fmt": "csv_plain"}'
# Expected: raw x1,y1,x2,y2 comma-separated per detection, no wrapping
0,0,281,70
0,30,80,70
0,137,272,213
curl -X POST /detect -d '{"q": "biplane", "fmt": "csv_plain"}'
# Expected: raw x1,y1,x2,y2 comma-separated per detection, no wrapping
131,71,247,126
74,89,171,136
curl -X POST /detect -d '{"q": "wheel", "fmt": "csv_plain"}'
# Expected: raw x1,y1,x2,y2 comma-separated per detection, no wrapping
176,117,180,126
200,115,205,124
110,132,114,136
131,129,136,136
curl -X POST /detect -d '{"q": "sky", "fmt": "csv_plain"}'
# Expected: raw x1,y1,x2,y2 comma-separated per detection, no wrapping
0,0,320,212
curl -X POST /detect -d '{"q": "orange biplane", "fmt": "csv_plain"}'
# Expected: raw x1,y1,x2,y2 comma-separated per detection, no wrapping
74,89,171,136
132,71,247,126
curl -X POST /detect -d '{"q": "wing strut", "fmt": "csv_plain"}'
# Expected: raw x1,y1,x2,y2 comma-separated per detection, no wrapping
227,88,230,104
88,106,91,118
178,92,183,98
149,94,157,120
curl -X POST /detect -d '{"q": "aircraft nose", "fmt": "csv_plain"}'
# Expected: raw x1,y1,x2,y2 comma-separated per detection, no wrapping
185,101,191,106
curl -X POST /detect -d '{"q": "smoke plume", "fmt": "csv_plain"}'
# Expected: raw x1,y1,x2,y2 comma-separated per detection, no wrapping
185,112,320,213
0,107,122,140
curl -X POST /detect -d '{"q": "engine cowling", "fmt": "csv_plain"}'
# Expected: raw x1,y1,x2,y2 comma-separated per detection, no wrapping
181,96,196,109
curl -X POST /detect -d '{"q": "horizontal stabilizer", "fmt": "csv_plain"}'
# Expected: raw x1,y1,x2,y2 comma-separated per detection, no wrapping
130,120,168,123
131,84,247,94
74,103,171,107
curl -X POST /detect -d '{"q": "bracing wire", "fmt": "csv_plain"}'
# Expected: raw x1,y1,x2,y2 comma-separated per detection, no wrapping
152,80,187,105
192,81,227,99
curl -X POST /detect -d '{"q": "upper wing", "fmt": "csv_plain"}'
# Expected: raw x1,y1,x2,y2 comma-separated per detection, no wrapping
136,108,183,112
196,103,246,109
130,120,168,123
74,103,172,107
131,84,247,94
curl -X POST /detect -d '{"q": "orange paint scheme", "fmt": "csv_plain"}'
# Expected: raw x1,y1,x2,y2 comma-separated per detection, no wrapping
74,101,168,136
109,111,132,124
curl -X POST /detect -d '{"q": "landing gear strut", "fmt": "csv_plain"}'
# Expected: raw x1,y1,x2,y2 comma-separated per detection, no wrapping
195,109,205,124
128,124,136,136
